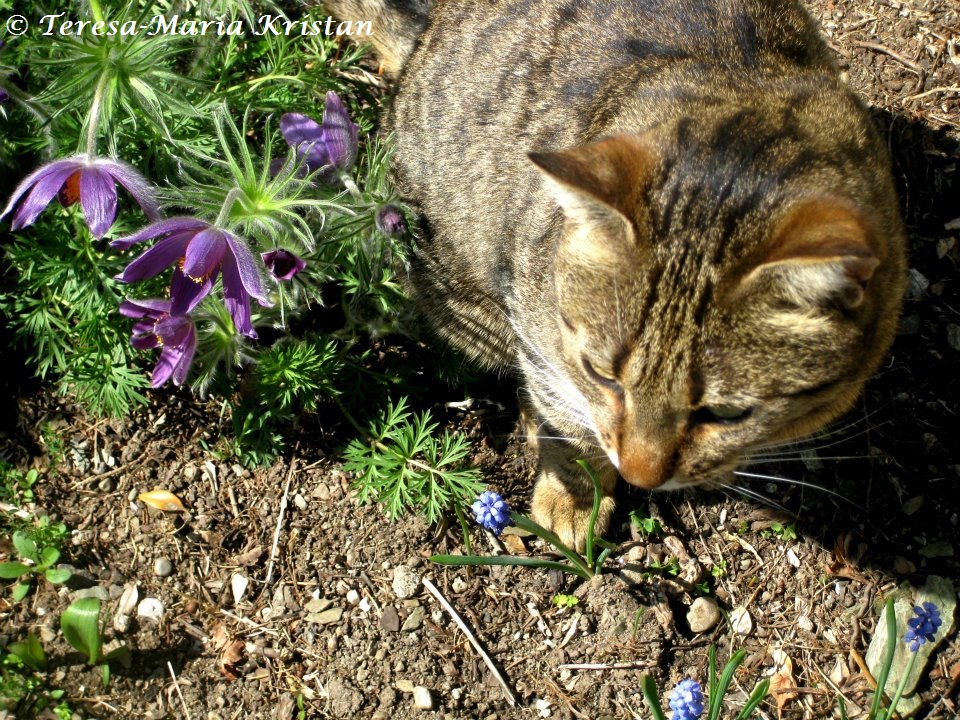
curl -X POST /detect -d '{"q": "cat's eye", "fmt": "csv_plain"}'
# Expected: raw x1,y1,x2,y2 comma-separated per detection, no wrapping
581,355,620,388
692,405,753,425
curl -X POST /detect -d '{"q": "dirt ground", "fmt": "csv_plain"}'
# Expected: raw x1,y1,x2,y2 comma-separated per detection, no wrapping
2,1,959,718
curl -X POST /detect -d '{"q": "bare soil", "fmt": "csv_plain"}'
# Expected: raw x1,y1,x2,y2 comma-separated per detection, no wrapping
2,1,959,718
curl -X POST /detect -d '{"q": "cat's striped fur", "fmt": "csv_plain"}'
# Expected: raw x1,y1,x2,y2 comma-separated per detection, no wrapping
325,0,907,549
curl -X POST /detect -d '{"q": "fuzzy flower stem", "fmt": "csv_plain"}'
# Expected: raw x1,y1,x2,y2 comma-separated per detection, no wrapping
88,0,105,24
215,187,243,228
339,173,363,201
84,71,111,159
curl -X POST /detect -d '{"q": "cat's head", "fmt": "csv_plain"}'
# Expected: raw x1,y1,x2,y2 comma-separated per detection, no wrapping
528,131,905,490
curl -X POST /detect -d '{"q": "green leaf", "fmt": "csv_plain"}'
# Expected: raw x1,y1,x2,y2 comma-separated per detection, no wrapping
12,531,39,563
0,561,31,579
61,597,103,665
39,545,61,569
45,568,72,584
7,632,47,672
641,675,667,720
12,581,31,602
101,661,110,687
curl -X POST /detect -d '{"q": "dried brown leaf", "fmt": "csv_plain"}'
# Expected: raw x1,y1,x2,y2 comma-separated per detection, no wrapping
138,489,186,512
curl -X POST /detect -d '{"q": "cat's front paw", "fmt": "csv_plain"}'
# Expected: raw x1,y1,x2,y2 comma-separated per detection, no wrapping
530,475,615,553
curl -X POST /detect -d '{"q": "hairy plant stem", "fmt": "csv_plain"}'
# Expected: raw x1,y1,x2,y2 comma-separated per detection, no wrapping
88,0,105,24
215,187,244,227
85,71,111,159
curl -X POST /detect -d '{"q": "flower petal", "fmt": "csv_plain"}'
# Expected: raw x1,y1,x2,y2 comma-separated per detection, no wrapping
119,297,171,318
221,257,255,338
170,267,217,315
111,217,208,251
224,233,271,306
280,112,325,151
182,227,227,281
320,91,358,172
98,157,160,221
115,233,191,283
151,346,178,388
79,166,118,237
2,159,82,230
262,248,306,281
154,314,193,347
171,324,197,386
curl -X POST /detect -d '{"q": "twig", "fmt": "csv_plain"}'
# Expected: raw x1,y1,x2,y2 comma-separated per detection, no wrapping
558,661,656,671
904,86,960,102
855,41,924,75
422,577,518,707
167,661,192,720
264,455,297,588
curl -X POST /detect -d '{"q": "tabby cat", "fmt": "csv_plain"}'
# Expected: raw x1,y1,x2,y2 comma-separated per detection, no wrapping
325,0,907,549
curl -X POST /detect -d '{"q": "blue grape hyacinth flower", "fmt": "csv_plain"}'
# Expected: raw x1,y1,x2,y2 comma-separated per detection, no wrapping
1,155,159,238
668,678,704,720
904,601,942,652
472,491,511,535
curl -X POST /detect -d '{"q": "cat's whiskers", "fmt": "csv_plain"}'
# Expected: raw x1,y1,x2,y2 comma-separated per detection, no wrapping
508,319,597,434
717,481,790,513
732,470,864,511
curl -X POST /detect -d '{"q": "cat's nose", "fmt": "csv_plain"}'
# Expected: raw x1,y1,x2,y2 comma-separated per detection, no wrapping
615,442,675,489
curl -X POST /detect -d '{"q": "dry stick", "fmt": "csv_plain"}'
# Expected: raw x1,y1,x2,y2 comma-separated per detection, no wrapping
558,661,656,671
422,577,518,707
167,661,192,720
264,455,297,588
855,41,924,74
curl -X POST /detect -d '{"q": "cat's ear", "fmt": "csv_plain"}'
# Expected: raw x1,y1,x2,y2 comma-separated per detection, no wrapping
529,135,653,251
742,199,880,309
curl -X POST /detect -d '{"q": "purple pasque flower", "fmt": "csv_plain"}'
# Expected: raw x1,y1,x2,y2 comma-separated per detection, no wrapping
112,217,271,338
375,204,406,237
668,679,704,720
1,155,159,238
904,601,942,652
262,248,306,281
119,298,197,388
472,491,511,535
280,92,358,182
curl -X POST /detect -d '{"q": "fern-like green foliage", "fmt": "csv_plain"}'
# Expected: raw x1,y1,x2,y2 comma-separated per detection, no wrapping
343,397,485,525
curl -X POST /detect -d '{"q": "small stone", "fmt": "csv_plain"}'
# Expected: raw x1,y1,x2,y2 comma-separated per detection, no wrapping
395,679,415,693
73,586,110,602
346,589,361,606
305,598,332,613
381,605,401,632
412,686,433,710
98,477,116,493
293,493,308,511
797,615,814,633
402,606,425,632
308,607,343,625
687,596,721,633
137,597,164,622
113,613,132,634
948,325,960,352
451,577,467,593
392,566,421,599
154,557,173,577
117,584,139,615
